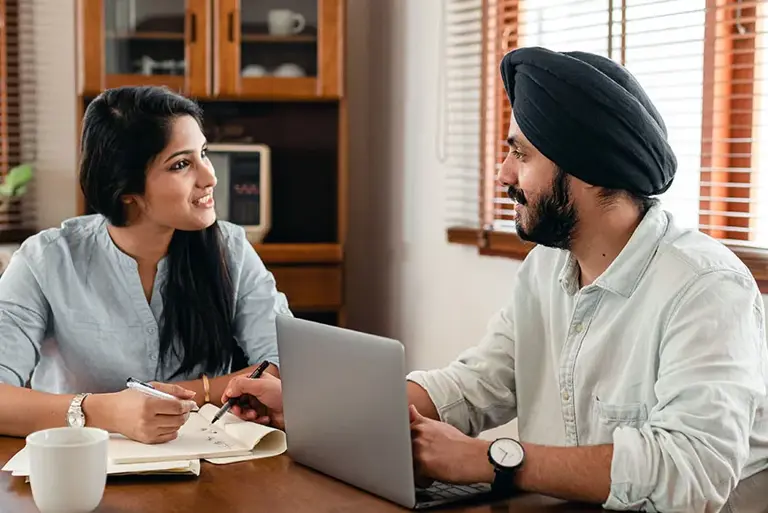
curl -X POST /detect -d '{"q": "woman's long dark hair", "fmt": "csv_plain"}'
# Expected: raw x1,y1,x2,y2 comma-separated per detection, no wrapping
79,85,235,379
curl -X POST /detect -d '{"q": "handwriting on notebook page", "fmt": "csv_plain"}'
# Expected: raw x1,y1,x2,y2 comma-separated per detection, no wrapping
196,426,233,450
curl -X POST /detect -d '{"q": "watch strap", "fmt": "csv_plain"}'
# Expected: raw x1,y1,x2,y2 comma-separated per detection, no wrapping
71,392,89,408
67,393,90,426
491,467,519,496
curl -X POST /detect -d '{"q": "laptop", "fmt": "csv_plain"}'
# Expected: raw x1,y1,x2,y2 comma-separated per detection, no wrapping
276,315,496,509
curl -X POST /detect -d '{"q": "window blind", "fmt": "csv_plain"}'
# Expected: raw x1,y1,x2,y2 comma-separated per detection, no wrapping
439,0,483,230
482,0,768,251
0,0,37,240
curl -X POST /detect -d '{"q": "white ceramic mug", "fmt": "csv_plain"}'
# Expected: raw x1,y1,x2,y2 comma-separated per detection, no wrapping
268,9,306,36
27,427,109,513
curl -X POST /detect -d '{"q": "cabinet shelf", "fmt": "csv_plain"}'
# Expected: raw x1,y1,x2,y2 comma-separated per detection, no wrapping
106,31,183,40
242,34,317,43
252,243,342,264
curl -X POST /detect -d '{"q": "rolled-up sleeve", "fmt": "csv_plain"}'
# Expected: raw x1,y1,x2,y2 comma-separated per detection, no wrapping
407,305,517,437
230,228,291,369
605,270,766,512
0,251,50,386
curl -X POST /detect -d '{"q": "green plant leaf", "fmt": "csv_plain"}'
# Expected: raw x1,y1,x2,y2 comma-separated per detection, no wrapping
0,164,33,197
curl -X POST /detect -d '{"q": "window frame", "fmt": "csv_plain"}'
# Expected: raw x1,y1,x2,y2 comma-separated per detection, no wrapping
446,0,768,292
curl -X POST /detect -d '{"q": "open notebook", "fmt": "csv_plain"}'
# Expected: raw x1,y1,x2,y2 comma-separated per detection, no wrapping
109,403,286,464
2,404,286,477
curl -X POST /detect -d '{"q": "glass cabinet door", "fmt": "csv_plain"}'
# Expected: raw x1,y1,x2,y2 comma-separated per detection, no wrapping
216,0,343,99
79,0,210,96
104,0,187,78
239,1,318,82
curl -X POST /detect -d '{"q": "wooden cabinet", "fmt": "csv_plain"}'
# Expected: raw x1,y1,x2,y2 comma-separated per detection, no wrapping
77,0,345,100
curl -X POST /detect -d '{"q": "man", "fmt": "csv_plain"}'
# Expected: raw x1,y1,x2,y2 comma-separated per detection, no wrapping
223,47,768,512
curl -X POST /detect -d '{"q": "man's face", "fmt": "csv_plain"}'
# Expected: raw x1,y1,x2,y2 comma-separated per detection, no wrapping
496,111,578,250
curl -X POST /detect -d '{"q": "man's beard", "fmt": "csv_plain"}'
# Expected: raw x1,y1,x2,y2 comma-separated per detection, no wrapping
507,168,577,250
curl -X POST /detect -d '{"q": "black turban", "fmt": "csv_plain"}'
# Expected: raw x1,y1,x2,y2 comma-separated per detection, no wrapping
500,46,676,196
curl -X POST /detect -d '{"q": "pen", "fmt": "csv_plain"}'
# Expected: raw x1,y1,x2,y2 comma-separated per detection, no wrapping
126,377,199,412
210,360,271,425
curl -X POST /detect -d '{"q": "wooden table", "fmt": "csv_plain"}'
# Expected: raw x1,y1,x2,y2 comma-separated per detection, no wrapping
0,437,599,512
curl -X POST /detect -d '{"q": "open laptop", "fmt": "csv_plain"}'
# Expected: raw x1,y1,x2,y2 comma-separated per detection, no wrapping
276,315,496,509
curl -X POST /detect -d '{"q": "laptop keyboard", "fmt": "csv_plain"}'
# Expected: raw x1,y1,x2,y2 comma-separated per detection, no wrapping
415,481,492,506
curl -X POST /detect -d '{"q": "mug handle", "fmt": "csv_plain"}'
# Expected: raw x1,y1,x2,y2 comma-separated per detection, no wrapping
292,13,306,34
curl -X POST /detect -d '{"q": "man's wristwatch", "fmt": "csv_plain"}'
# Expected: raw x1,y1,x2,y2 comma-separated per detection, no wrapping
487,437,524,496
66,393,91,427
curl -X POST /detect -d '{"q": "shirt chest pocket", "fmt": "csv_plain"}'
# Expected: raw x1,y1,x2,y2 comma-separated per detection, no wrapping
591,397,649,443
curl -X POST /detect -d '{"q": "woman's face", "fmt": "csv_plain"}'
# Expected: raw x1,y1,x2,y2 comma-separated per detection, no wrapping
125,115,217,231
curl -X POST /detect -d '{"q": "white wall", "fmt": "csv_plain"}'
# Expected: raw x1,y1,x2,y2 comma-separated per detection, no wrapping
33,0,79,230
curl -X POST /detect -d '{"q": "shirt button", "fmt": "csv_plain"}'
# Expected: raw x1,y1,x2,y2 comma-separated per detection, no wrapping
573,323,583,333
147,326,157,334
562,390,570,401
150,353,158,361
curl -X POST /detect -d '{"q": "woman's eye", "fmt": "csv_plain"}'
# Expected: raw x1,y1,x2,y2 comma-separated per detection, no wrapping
170,159,190,171
201,148,208,159
511,149,524,160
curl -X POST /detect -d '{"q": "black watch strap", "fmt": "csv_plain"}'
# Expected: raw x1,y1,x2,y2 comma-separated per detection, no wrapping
491,467,518,496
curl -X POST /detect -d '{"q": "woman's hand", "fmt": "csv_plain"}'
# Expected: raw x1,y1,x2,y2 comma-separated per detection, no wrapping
88,382,197,444
222,373,285,430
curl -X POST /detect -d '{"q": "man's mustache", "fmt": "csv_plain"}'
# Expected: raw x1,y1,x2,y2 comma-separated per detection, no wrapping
507,186,527,205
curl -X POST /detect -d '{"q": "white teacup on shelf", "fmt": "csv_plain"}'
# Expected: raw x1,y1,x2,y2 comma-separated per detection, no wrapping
268,9,306,36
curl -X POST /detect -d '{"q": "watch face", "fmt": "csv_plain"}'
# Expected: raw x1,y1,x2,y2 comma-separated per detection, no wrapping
67,411,84,428
490,438,523,468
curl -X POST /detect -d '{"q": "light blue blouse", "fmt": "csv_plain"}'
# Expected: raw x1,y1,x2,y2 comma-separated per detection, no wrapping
0,215,290,393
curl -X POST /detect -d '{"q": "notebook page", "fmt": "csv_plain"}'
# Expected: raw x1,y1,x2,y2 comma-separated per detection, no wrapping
197,404,283,446
196,404,287,464
109,412,253,464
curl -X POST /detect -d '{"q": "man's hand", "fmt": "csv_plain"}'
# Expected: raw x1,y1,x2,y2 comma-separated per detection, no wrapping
221,373,285,430
409,405,494,486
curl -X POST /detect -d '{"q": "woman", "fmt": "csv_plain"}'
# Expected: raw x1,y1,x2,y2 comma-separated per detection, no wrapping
0,85,289,444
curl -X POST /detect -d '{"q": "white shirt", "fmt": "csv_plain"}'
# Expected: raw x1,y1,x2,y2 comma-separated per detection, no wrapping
407,205,768,512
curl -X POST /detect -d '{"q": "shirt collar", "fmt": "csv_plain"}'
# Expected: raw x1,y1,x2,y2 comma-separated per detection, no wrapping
98,216,168,276
558,204,669,297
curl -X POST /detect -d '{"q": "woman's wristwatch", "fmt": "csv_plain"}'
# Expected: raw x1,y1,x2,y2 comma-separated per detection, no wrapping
487,437,525,496
66,393,91,427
